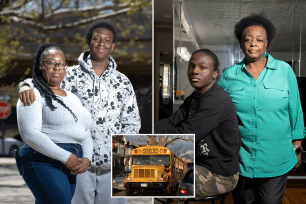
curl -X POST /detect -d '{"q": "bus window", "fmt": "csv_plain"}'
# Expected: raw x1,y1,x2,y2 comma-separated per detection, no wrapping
133,155,150,165
132,155,170,165
151,155,170,165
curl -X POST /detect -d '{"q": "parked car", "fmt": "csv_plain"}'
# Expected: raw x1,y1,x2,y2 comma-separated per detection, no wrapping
177,166,194,196
113,170,131,191
0,137,24,157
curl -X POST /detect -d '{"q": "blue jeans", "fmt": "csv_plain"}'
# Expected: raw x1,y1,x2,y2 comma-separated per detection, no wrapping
15,143,83,204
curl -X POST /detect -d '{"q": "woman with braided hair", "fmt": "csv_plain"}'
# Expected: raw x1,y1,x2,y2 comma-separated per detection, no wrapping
15,43,93,204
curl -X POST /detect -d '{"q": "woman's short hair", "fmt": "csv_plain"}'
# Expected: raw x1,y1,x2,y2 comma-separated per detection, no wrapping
191,49,219,72
86,20,117,44
234,14,277,49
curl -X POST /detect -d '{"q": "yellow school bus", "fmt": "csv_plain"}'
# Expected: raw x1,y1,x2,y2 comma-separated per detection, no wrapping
124,146,184,196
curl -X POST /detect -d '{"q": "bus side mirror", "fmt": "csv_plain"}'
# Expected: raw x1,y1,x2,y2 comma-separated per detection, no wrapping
164,164,170,168
177,180,181,184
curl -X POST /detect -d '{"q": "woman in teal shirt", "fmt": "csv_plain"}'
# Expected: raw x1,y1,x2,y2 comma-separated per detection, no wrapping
218,14,305,204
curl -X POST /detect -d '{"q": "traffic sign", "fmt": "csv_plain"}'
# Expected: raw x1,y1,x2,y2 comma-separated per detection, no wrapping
0,101,11,119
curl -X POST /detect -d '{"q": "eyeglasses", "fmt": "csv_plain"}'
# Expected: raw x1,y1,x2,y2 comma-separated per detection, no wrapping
42,61,67,70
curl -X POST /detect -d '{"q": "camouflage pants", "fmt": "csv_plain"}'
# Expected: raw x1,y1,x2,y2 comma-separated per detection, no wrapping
195,165,239,199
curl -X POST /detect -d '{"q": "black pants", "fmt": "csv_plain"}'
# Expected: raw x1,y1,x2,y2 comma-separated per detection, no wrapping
232,174,287,204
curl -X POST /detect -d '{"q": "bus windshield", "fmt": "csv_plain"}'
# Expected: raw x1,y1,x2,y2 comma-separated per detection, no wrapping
132,155,170,165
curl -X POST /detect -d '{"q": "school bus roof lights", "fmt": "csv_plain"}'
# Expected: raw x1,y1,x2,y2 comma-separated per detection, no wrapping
132,148,169,155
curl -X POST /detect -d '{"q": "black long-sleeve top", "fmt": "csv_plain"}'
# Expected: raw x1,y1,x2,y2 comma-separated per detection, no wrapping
155,83,241,176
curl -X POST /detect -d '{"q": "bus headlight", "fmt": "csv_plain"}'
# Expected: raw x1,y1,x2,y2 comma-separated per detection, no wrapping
157,177,164,181
125,177,131,181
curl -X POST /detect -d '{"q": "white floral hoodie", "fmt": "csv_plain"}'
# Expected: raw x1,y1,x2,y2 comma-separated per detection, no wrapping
20,51,141,170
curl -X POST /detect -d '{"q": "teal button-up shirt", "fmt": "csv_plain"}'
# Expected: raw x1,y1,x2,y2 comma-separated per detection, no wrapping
218,54,305,178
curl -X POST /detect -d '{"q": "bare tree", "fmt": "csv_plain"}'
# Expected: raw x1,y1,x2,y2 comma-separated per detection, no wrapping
0,1,133,33
170,144,189,158
138,135,194,148
0,0,151,81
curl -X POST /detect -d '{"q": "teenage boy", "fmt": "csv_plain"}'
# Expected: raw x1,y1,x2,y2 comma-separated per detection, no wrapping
155,49,241,199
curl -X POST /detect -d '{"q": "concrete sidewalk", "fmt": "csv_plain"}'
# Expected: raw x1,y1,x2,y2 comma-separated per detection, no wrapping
0,158,152,204
0,162,34,204
0,157,16,166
